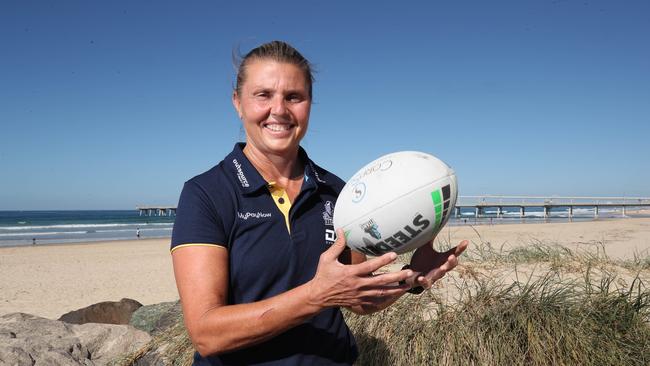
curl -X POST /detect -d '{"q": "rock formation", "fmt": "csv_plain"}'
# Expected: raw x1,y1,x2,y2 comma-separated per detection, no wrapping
58,298,143,325
0,312,151,365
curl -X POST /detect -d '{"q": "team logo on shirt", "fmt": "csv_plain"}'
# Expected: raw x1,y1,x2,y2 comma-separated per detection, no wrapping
323,201,336,244
322,201,333,226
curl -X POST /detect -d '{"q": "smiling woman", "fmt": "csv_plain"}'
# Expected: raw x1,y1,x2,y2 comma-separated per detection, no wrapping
169,40,467,366
232,60,311,187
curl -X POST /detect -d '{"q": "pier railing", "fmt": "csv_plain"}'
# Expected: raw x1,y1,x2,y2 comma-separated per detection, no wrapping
136,196,650,219
455,196,650,218
136,206,176,216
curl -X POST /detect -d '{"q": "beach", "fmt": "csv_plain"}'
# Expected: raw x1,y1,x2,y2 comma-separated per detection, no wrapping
0,238,178,319
441,216,650,260
1,217,649,319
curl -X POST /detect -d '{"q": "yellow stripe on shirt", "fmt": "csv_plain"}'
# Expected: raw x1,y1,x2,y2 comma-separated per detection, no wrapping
170,243,227,254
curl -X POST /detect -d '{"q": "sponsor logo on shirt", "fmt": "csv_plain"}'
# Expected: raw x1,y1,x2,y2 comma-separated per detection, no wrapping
237,211,272,220
232,159,249,188
309,161,326,183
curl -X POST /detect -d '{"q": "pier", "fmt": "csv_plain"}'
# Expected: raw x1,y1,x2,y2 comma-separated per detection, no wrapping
136,196,650,220
455,196,650,219
136,206,177,216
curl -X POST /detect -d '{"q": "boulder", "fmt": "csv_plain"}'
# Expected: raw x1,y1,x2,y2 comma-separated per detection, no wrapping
0,312,151,366
59,298,143,325
124,301,195,365
130,300,180,334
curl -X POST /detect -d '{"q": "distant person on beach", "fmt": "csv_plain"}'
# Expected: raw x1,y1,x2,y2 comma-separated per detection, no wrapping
136,228,140,238
170,40,468,365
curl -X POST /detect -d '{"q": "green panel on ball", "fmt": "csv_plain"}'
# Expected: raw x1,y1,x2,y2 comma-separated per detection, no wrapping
431,190,443,228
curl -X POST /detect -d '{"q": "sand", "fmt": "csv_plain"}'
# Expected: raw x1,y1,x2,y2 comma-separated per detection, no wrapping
0,238,178,319
436,217,650,259
1,217,649,319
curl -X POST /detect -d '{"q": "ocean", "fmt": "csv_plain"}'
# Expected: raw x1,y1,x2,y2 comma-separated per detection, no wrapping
0,206,640,248
0,210,174,247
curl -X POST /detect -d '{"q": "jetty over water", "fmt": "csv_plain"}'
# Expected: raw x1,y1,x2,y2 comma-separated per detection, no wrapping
136,206,176,216
455,196,650,219
136,196,650,219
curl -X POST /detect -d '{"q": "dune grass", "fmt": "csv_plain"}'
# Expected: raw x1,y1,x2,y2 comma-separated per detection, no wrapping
440,232,650,272
346,271,650,365
115,242,650,366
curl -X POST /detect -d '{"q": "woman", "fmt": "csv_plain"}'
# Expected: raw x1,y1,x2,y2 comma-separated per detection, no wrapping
171,40,468,365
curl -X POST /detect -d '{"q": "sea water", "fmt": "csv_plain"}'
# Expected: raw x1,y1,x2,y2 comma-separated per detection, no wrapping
0,207,643,248
0,210,174,247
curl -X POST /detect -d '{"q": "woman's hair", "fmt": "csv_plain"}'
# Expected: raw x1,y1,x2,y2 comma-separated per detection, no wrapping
234,40,314,99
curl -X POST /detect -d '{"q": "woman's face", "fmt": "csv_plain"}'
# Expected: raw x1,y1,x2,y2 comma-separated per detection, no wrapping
233,60,311,158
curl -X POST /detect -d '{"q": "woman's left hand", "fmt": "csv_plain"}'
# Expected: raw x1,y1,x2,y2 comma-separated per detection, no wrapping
407,239,469,290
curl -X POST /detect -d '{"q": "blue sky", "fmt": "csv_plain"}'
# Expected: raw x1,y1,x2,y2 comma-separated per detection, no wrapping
1,0,649,210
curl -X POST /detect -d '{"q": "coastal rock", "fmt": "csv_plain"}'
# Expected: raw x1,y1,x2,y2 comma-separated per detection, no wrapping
130,300,181,334
151,300,182,334
0,312,151,365
123,301,194,365
59,298,143,325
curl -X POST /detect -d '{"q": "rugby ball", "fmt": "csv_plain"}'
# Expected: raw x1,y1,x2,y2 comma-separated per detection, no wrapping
333,151,457,255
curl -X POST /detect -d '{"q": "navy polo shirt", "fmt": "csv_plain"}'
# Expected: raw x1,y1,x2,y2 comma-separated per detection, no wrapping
171,143,358,366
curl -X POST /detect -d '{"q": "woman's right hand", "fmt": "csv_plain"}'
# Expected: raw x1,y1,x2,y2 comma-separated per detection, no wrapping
306,229,413,308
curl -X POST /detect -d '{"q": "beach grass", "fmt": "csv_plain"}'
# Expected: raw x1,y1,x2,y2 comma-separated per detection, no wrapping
346,271,650,365
115,242,650,366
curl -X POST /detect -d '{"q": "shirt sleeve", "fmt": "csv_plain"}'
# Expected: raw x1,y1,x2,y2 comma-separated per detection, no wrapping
171,180,228,252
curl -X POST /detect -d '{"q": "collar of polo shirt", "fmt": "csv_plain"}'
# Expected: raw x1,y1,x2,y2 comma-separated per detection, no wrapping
228,143,329,233
229,143,326,196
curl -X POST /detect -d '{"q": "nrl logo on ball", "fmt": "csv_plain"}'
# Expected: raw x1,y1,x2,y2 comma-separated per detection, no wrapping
360,218,381,240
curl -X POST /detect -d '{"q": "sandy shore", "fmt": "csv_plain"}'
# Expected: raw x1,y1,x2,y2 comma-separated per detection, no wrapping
437,217,650,259
1,217,649,319
0,238,178,319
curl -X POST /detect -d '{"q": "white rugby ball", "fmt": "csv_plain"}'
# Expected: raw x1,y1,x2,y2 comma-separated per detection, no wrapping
333,151,458,255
